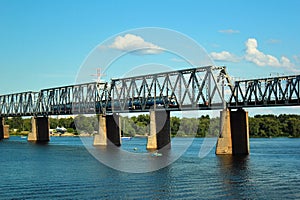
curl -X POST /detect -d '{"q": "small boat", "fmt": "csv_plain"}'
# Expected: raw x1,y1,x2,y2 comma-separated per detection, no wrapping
151,151,162,157
20,136,27,139
121,136,132,141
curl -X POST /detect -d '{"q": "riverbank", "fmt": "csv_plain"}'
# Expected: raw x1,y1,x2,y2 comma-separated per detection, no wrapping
8,131,300,139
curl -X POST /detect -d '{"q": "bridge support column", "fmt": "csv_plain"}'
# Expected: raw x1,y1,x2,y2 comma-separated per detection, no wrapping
94,114,107,145
3,125,9,139
0,117,9,140
216,109,232,154
28,116,50,142
147,110,171,150
94,114,121,146
230,109,250,155
216,109,249,155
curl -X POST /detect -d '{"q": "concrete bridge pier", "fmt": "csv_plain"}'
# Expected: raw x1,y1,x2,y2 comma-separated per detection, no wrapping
215,109,232,154
93,114,121,146
147,110,171,150
3,125,9,139
0,117,9,140
28,116,50,142
216,109,250,155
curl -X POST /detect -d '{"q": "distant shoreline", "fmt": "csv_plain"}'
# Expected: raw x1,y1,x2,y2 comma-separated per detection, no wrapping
8,133,300,139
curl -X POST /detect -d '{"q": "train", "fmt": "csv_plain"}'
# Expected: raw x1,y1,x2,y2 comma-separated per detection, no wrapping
50,96,178,113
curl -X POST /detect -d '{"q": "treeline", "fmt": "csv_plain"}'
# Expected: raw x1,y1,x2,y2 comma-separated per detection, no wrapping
5,116,95,135
121,114,219,137
4,114,300,137
249,114,300,137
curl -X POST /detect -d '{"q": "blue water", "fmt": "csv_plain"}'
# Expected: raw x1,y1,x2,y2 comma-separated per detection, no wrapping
0,136,299,199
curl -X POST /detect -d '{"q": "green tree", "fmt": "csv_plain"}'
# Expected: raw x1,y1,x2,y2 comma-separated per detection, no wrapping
120,117,136,137
7,116,23,132
249,117,260,137
286,118,300,137
207,117,220,137
170,116,180,136
197,115,210,137
180,118,198,136
23,118,32,131
50,118,59,129
74,115,95,134
67,128,74,133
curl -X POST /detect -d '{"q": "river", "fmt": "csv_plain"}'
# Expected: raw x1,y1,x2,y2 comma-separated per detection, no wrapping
0,136,299,199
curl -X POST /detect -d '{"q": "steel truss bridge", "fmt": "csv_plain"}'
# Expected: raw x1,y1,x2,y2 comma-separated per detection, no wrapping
1,66,300,117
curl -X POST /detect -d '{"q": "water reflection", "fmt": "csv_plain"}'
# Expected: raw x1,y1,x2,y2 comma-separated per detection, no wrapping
217,155,252,199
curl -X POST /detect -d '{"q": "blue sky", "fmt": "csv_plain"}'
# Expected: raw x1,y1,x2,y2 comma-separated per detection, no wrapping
1,0,300,115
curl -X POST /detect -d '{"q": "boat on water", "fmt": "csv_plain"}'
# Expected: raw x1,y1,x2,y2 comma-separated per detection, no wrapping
151,151,162,157
20,136,27,139
121,136,132,141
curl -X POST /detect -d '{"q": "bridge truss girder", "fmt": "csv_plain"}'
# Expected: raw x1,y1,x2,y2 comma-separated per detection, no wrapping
0,65,232,117
0,91,38,117
109,66,230,113
229,75,300,108
35,82,109,116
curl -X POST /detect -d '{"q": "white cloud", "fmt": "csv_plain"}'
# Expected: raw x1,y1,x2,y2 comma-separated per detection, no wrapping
244,38,295,69
210,51,240,62
218,29,240,34
109,34,163,55
209,38,299,72
281,56,293,67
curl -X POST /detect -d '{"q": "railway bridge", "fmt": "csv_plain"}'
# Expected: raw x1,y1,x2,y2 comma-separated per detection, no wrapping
1,65,300,155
